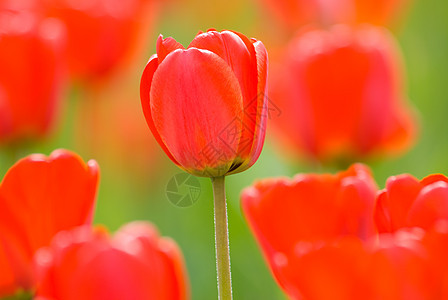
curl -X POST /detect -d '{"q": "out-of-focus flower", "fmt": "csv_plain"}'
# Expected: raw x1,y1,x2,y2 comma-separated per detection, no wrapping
421,222,448,298
241,164,437,299
34,222,190,300
375,174,448,233
140,30,268,177
270,25,417,164
319,0,411,27
0,2,66,145
274,231,431,300
241,164,377,289
0,149,99,297
255,0,410,30
43,0,157,84
255,0,320,30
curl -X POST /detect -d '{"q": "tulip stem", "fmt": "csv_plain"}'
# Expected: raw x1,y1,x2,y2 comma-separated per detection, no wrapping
211,176,232,300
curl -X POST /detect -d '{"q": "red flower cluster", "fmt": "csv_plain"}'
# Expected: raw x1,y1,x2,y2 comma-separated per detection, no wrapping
242,165,448,299
0,150,189,299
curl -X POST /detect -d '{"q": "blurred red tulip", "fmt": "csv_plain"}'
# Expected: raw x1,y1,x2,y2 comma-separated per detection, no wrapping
320,0,411,27
34,222,190,300
270,25,417,163
255,0,320,30
140,30,268,177
255,0,410,30
43,0,157,84
0,2,66,145
241,163,377,293
0,149,99,297
275,231,431,300
241,164,437,299
375,173,448,233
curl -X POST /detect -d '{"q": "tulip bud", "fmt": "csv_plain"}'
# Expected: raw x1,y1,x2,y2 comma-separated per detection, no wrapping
140,30,268,177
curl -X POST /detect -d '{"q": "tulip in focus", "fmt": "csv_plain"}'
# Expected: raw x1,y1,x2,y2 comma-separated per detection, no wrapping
375,173,448,233
0,3,66,145
140,30,268,177
0,149,99,297
271,24,417,163
34,222,189,300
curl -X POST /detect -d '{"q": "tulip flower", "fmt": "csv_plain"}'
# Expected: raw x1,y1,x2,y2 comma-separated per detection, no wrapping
375,173,448,233
140,30,268,178
0,149,99,297
270,24,416,163
0,3,66,145
255,0,410,30
34,222,189,300
43,0,157,84
241,165,437,299
241,164,377,286
140,30,268,299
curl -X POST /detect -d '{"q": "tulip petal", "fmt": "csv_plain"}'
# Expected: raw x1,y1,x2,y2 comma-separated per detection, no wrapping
408,182,448,230
241,39,269,170
0,150,99,294
0,246,15,296
150,48,244,176
156,35,185,64
140,55,181,166
189,31,260,164
114,222,190,300
378,175,420,232
35,223,189,300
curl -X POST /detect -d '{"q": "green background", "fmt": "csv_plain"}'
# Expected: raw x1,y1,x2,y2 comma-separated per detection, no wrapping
1,0,448,298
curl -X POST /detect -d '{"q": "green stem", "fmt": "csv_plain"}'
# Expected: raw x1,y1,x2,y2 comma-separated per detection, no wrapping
211,176,232,300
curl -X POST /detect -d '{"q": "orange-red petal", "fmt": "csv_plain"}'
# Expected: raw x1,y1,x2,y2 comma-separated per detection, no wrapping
35,223,189,300
150,48,244,176
0,149,99,296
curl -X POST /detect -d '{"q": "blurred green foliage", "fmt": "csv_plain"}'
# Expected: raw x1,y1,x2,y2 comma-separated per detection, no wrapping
1,0,448,299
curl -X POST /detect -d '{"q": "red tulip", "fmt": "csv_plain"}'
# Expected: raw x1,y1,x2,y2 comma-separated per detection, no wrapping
375,173,448,233
0,149,99,297
270,25,416,163
255,0,409,30
320,0,411,26
275,231,430,300
43,0,157,83
34,222,190,300
241,163,377,294
0,2,66,144
140,30,268,177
